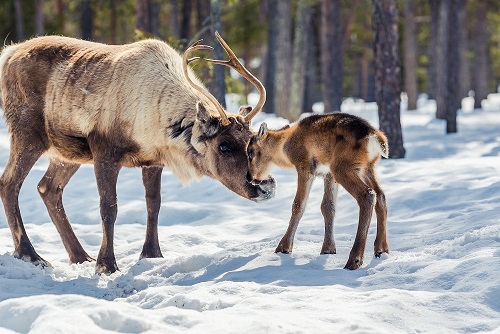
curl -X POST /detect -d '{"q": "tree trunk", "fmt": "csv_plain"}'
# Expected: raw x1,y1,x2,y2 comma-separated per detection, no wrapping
170,0,180,38
197,0,211,84
150,1,160,37
473,0,489,109
427,0,439,100
136,0,147,33
110,0,117,44
445,0,464,133
263,0,279,114
273,0,292,120
35,0,45,36
136,0,160,36
14,0,25,41
403,0,417,110
320,0,343,113
435,0,449,119
459,7,470,100
303,9,320,115
289,0,313,121
360,49,369,101
197,0,210,39
80,0,93,41
56,0,66,34
180,0,192,41
373,0,405,159
209,0,226,108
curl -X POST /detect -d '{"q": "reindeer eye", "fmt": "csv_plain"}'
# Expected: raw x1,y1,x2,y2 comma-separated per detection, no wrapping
219,142,231,153
248,149,254,161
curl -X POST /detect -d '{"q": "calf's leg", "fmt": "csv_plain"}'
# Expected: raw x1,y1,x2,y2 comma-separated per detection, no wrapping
333,167,376,270
366,167,389,257
275,171,314,254
320,173,339,254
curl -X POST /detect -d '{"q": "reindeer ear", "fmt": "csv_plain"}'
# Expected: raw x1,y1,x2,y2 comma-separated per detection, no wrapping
257,122,268,140
238,105,253,117
196,102,220,137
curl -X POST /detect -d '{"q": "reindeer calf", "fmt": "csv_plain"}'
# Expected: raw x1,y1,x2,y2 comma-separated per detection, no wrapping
246,113,389,269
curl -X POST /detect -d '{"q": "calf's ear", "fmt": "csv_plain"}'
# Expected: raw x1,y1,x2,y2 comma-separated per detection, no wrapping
196,102,220,137
257,122,268,140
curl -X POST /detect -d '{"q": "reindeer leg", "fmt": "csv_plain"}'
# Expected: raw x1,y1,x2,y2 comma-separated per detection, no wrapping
320,173,338,254
140,166,163,259
334,167,376,270
38,160,94,264
366,168,389,257
93,157,121,274
275,172,314,254
0,137,48,266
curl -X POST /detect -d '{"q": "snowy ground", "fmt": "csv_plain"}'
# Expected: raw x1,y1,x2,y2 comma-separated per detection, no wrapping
0,97,499,333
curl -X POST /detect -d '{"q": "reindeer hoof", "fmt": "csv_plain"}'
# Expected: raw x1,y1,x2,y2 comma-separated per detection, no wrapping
140,246,163,259
13,247,52,268
344,256,363,270
275,244,292,254
374,249,389,258
32,257,53,269
95,258,119,275
320,245,336,255
275,238,293,254
70,253,95,264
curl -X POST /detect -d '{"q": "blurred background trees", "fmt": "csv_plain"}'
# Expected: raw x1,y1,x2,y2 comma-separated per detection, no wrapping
1,0,500,155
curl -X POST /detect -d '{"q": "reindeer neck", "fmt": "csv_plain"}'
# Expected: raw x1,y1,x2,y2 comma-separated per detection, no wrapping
266,127,294,169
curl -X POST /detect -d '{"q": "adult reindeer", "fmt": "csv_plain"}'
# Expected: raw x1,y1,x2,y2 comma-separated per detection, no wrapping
0,32,275,274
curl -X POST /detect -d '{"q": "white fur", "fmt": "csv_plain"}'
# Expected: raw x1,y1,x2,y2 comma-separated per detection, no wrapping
0,44,18,82
316,164,331,175
0,44,18,103
367,134,386,160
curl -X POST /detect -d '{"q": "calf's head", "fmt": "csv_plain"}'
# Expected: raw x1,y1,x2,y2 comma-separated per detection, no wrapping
184,33,276,202
246,122,275,184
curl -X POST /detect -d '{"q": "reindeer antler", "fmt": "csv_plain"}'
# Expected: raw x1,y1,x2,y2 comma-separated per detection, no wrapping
203,32,267,123
182,40,230,126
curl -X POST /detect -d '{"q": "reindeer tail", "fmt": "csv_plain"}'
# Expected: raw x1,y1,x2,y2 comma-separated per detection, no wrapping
367,131,389,159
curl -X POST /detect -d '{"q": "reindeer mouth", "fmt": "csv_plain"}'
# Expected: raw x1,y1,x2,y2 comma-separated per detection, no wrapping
248,175,276,202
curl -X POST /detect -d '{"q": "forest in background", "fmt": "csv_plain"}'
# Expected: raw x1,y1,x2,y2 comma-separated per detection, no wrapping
0,0,499,158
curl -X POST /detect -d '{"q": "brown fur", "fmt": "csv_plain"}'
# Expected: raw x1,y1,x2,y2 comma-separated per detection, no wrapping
0,35,274,273
247,113,389,270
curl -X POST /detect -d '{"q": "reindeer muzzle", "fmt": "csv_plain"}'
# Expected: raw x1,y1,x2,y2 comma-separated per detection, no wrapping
248,176,276,202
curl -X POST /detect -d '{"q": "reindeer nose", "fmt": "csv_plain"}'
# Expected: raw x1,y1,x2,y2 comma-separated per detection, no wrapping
246,171,252,182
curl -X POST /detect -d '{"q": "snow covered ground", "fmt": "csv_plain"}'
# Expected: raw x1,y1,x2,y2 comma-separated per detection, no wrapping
0,98,499,333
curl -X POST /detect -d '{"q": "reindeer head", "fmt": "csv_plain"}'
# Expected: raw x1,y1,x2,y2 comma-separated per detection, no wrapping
246,122,276,196
183,33,276,202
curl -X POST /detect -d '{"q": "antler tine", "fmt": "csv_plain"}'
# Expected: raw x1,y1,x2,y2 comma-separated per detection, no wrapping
182,40,230,126
203,31,267,123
